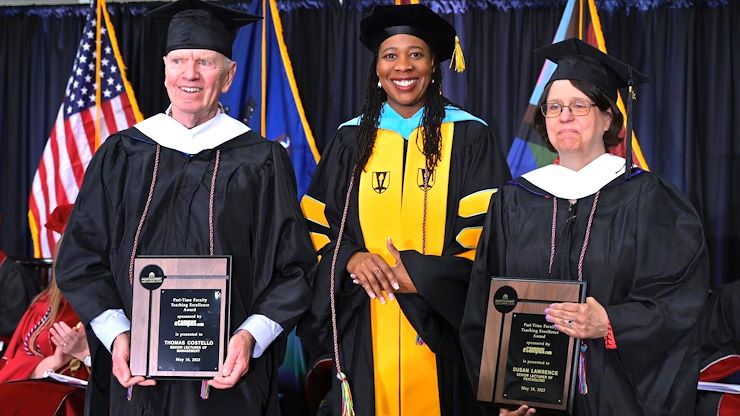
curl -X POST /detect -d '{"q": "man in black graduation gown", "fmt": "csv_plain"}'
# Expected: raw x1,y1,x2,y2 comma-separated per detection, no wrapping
54,1,315,414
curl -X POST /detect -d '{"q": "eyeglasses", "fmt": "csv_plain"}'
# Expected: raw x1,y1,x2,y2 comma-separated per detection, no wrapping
540,100,597,118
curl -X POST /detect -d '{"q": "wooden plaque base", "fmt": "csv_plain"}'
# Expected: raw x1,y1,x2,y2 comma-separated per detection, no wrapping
130,256,230,378
477,278,586,414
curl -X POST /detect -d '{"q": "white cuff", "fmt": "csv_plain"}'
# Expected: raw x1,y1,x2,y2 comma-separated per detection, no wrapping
237,315,283,358
90,309,131,353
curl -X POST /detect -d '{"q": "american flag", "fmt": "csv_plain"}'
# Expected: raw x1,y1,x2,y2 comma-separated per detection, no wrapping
28,0,142,257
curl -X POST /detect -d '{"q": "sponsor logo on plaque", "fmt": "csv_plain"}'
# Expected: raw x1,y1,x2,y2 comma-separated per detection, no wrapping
493,285,518,313
140,265,165,290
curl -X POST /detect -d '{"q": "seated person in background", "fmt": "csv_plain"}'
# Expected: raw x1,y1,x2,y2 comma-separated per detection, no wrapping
695,280,740,416
0,204,90,382
0,252,42,352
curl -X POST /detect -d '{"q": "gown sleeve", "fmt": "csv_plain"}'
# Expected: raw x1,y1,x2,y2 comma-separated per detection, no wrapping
459,186,508,392
297,129,366,366
246,142,315,332
603,177,709,414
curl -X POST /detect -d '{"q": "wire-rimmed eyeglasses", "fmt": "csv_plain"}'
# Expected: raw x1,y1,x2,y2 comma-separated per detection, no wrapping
540,101,597,118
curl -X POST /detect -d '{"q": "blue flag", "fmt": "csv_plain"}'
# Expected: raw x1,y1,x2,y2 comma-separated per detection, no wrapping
221,0,319,198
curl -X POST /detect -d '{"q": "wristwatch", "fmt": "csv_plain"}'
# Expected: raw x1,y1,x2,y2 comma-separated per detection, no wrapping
83,355,92,368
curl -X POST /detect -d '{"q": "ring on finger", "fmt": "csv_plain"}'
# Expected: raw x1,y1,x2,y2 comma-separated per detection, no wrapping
566,320,573,328
373,267,380,275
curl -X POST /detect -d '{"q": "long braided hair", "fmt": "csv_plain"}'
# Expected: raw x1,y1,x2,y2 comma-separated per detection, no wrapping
352,54,449,180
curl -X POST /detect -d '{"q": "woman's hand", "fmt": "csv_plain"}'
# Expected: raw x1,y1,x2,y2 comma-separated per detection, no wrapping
385,238,415,293
500,405,536,415
31,340,71,378
50,321,89,361
347,238,418,302
545,296,609,339
347,251,398,303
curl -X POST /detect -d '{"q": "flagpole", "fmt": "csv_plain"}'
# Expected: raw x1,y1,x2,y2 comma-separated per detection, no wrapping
260,0,267,138
99,0,144,124
578,0,584,40
94,0,103,149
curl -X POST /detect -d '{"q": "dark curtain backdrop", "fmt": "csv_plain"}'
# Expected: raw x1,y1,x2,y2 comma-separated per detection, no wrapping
0,1,738,287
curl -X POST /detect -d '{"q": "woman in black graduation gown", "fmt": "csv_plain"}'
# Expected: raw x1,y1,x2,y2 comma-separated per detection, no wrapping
54,1,315,415
460,39,709,416
298,4,510,416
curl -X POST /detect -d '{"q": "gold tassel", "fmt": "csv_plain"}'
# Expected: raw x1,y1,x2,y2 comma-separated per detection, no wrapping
449,35,466,73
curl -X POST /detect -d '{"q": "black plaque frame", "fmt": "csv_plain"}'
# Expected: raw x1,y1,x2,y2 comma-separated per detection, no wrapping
477,278,586,414
130,256,231,378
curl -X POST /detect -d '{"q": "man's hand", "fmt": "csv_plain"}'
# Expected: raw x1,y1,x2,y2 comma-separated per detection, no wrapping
208,330,256,389
111,332,156,388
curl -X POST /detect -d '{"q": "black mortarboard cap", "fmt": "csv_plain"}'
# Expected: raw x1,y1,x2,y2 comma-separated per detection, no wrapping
536,38,650,179
360,4,464,70
535,38,650,101
147,0,260,59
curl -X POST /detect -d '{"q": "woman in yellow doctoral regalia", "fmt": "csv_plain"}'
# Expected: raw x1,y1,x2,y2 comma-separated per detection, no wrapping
298,4,511,415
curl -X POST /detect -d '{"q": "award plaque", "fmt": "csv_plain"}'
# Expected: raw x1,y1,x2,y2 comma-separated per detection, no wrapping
477,278,586,414
130,256,231,378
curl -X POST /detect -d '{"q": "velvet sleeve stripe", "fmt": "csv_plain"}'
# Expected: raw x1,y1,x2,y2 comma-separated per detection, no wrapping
300,194,329,228
454,249,476,261
309,232,331,253
456,226,483,249
458,189,497,218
